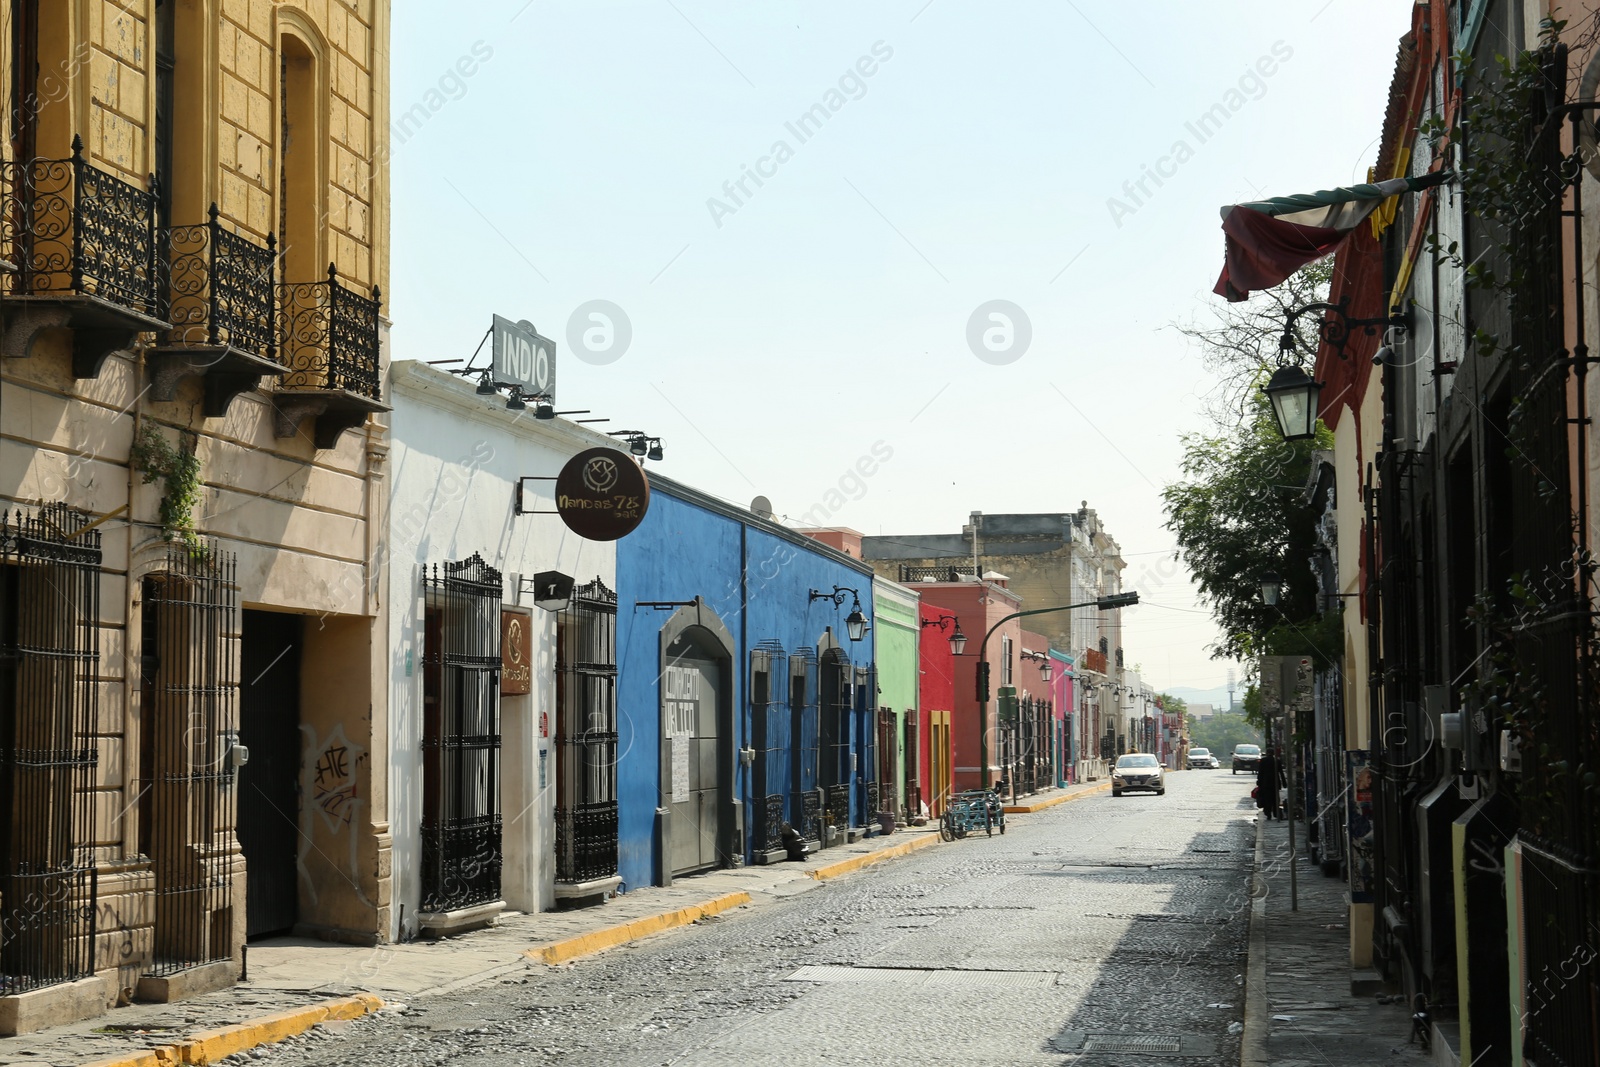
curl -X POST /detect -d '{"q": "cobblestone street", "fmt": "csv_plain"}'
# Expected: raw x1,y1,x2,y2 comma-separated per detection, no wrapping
250,772,1255,1067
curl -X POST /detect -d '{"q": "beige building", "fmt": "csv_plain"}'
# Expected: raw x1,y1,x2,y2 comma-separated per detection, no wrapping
0,0,392,1033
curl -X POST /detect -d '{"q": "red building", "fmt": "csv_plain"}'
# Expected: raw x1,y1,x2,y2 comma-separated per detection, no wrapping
913,578,1023,793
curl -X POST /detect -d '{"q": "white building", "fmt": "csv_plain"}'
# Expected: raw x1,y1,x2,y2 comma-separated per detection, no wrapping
385,361,620,939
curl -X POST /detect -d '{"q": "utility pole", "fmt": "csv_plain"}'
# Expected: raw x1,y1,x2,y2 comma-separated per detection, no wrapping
978,593,1139,793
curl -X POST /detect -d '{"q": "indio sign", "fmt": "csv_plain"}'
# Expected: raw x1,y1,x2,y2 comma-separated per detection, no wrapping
554,447,650,541
492,314,556,397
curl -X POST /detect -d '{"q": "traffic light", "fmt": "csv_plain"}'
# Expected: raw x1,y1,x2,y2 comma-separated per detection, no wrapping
976,660,990,702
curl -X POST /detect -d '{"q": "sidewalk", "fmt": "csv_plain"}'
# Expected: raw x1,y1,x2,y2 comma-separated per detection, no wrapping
1243,814,1431,1067
1,779,1104,1067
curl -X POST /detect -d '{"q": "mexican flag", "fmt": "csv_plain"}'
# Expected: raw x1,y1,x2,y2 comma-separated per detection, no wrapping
1212,171,1452,302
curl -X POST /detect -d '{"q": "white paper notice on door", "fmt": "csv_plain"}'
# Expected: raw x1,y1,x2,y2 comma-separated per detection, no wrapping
671,734,690,803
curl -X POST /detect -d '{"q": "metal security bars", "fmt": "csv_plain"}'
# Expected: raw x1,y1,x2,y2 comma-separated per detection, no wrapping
420,556,503,914
790,649,819,843
278,264,382,400
749,642,787,854
0,136,161,317
139,546,238,977
554,579,618,885
165,204,277,357
0,504,102,994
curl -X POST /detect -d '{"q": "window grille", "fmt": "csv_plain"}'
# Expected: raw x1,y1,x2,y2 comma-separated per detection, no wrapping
749,642,787,853
820,649,851,830
420,555,503,913
789,648,819,842
0,504,101,993
139,545,238,976
554,579,618,884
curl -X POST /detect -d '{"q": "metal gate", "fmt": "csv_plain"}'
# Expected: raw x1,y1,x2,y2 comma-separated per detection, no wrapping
902,713,921,820
0,504,101,993
420,555,503,913
664,649,721,875
820,649,851,835
139,546,238,975
876,708,897,820
789,648,819,842
554,579,618,885
750,642,787,854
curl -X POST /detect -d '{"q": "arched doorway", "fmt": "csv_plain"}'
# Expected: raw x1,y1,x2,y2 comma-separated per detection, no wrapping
657,601,735,881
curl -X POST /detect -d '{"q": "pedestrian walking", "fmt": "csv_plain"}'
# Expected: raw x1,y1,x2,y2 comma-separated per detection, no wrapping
1257,748,1283,820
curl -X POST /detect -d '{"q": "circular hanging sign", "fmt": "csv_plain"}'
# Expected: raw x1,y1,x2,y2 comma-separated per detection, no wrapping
554,446,651,541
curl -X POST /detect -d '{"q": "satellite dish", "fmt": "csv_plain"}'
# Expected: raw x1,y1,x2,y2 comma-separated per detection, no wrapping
751,495,773,519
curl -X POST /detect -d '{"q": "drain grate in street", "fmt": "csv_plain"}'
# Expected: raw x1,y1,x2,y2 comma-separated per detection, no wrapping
1083,1034,1183,1053
786,965,1055,989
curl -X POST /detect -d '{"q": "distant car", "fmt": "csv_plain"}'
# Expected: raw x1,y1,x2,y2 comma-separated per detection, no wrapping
1112,753,1165,797
1188,747,1218,770
1232,744,1262,775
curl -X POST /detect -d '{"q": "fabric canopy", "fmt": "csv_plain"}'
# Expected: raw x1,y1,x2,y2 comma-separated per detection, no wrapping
1212,171,1452,302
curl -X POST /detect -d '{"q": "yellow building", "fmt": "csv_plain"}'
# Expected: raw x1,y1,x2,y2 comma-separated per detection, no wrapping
0,0,392,1033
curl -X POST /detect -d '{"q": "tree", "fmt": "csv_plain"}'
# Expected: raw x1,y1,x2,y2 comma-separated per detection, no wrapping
1162,387,1331,663
1189,711,1262,757
1176,260,1334,422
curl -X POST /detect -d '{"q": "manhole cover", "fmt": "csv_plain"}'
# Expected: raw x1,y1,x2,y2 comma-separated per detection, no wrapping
1083,1034,1183,1053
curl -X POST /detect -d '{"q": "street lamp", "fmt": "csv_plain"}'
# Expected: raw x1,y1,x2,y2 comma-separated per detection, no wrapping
1259,571,1283,607
809,586,869,642
921,613,967,656
977,592,1138,791
1264,364,1321,441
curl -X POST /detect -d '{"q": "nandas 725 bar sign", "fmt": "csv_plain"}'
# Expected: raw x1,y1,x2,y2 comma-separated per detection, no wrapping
554,447,651,541
492,314,556,397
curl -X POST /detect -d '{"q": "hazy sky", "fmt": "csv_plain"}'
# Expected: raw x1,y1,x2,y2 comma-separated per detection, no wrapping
387,0,1410,693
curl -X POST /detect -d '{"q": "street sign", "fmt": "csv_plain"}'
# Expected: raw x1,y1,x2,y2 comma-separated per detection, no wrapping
491,314,556,397
554,447,650,541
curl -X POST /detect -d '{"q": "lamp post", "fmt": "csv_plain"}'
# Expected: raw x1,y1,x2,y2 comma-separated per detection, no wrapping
976,592,1138,795
809,586,868,642
920,613,968,657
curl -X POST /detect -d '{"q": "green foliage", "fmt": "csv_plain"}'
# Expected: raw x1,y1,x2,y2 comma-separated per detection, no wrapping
1163,385,1332,663
1155,692,1187,721
1188,711,1262,758
129,425,205,555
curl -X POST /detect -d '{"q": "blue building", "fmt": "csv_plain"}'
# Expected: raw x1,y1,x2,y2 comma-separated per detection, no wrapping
615,476,878,892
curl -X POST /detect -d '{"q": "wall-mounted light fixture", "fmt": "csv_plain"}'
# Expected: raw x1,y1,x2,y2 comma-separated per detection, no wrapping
1259,571,1282,607
609,429,664,461
809,585,868,642
1021,649,1054,682
920,613,967,656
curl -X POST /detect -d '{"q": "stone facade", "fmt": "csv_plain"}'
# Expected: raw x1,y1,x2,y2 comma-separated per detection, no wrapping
0,0,392,1032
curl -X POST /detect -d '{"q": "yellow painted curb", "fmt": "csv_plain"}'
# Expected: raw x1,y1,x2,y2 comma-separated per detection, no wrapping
526,890,752,965
80,994,383,1067
1003,781,1111,814
807,831,940,881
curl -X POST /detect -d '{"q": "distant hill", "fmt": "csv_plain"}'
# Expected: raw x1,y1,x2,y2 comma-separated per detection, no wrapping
1162,685,1234,710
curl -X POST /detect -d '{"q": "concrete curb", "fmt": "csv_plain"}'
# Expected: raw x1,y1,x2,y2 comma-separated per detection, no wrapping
1241,815,1269,1067
1003,781,1110,813
807,831,940,881
525,890,752,965
79,993,383,1067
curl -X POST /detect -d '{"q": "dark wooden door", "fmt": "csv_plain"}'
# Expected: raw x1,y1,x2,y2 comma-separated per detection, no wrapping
237,609,302,938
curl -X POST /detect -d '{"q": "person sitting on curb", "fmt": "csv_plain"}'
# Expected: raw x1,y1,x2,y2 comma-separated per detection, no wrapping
779,821,810,862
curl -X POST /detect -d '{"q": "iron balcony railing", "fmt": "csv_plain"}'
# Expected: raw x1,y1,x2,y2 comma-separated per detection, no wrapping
164,203,277,359
899,565,967,584
0,135,160,317
278,264,381,401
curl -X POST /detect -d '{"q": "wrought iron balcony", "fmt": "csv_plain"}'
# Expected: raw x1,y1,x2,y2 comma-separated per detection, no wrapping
149,203,284,416
272,264,388,449
0,135,170,375
899,565,968,584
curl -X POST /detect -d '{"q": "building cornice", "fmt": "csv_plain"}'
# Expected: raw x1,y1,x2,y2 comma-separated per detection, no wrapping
390,360,622,454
